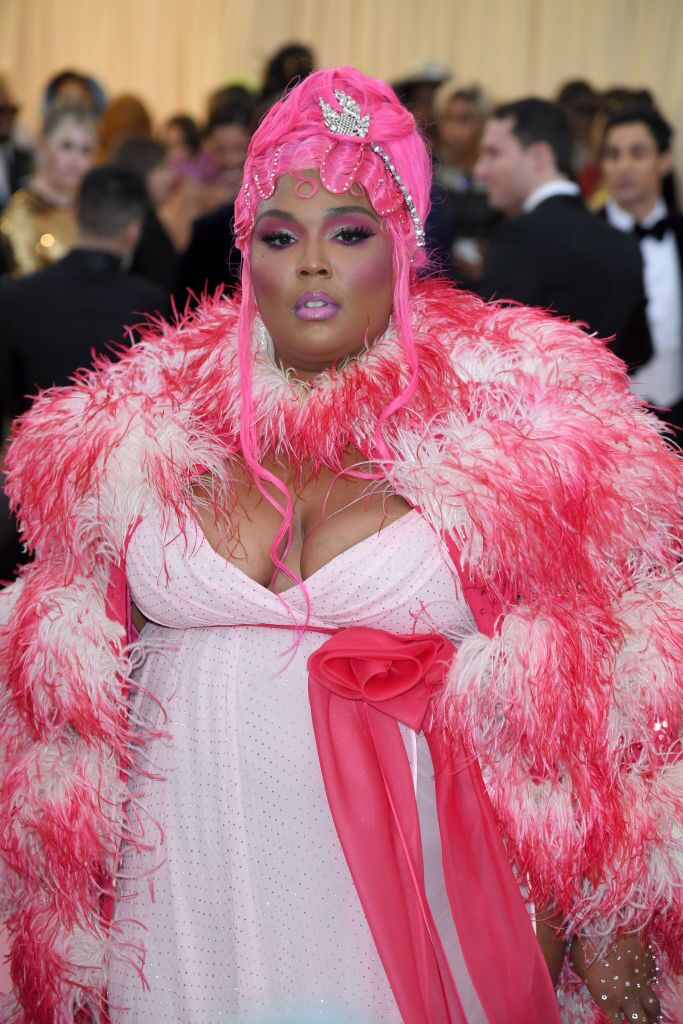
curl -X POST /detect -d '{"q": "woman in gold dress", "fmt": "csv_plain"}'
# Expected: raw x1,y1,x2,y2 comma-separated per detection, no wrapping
0,104,96,276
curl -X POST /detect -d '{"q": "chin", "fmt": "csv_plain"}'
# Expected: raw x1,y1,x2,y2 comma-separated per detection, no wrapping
279,341,367,374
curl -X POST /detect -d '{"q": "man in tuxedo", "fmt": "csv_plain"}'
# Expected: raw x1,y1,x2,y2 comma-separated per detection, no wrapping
0,165,169,421
600,105,683,435
473,98,651,371
0,165,170,580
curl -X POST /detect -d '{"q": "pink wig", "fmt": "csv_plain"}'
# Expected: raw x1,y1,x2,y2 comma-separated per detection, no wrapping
233,66,432,598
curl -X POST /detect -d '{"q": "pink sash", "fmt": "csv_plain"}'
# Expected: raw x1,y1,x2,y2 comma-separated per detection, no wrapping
308,626,561,1024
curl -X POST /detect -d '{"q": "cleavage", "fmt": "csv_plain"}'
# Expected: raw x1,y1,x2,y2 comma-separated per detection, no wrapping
194,454,411,593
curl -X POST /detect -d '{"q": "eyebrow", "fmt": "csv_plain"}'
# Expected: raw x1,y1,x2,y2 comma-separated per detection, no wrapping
254,204,380,226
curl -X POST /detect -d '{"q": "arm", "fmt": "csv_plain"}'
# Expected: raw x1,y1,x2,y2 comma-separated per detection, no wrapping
572,934,661,1022
403,294,683,1017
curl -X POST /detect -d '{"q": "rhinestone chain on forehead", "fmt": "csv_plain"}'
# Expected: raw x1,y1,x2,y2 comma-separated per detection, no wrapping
252,145,282,199
319,89,426,247
319,140,366,196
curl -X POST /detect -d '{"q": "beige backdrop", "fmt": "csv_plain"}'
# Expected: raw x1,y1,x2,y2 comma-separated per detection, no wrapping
1,0,682,134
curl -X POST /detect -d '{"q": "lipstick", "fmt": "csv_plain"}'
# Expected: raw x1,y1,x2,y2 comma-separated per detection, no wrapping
294,291,341,321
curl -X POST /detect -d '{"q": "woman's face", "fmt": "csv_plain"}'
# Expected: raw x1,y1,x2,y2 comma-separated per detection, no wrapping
251,171,394,377
147,157,179,207
206,123,248,193
42,119,96,194
439,98,483,163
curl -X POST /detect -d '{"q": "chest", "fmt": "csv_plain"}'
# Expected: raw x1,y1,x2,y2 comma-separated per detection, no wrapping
194,453,411,592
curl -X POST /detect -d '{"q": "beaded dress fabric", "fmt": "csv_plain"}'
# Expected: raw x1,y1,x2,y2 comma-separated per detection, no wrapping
106,507,482,1024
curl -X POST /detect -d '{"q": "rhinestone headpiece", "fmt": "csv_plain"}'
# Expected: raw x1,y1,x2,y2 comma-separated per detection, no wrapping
318,89,426,248
320,90,370,138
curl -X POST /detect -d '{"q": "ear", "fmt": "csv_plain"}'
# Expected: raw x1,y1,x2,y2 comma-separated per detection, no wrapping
122,218,142,252
529,140,556,174
659,149,674,178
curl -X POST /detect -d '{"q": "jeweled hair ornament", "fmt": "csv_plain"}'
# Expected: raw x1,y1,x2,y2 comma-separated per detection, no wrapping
319,89,426,247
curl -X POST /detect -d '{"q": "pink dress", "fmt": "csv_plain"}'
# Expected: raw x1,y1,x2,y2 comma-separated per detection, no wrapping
106,509,484,1024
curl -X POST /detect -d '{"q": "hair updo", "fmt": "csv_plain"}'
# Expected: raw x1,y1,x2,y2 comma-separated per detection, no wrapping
235,65,431,264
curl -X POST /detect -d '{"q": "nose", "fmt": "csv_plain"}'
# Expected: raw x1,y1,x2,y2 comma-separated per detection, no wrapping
297,240,331,278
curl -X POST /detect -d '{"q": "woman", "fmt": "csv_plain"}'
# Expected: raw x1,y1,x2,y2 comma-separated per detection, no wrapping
163,113,202,165
0,68,681,1024
0,104,96,276
428,84,497,286
42,69,107,118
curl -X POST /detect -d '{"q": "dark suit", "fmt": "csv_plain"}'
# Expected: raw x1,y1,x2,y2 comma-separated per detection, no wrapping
0,247,170,580
130,206,178,291
174,202,241,309
0,248,170,419
598,204,683,434
476,194,652,370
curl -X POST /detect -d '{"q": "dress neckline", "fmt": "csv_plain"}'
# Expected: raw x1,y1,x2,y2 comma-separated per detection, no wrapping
194,507,423,602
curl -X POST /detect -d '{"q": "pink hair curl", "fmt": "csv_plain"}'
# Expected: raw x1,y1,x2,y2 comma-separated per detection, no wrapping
233,66,433,613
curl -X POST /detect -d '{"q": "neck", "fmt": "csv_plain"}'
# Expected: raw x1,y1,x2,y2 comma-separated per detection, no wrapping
617,193,663,224
75,233,125,258
529,171,568,195
274,351,365,383
30,174,73,206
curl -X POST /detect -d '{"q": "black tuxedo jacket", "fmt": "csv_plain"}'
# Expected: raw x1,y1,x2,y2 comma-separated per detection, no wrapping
0,248,170,418
174,202,241,309
476,194,652,370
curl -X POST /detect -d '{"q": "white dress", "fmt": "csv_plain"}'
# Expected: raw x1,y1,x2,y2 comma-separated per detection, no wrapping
106,509,482,1024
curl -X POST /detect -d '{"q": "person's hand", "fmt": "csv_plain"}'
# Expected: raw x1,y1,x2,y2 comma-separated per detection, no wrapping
571,933,660,1022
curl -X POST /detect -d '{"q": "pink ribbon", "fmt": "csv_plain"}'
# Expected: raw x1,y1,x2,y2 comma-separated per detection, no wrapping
308,626,561,1024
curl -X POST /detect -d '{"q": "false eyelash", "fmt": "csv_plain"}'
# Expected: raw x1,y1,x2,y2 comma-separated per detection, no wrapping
333,225,375,244
258,230,298,248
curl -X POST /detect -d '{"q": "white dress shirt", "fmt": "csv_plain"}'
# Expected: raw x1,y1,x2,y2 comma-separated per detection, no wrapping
522,179,580,214
606,197,683,407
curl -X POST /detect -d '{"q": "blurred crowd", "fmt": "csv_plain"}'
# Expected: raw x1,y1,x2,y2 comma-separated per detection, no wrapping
0,45,682,576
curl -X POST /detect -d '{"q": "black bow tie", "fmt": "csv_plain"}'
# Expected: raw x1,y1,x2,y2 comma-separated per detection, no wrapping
633,217,671,241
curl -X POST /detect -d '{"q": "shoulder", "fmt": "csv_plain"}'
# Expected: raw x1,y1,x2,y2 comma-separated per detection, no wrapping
668,209,683,239
1,187,50,221
0,262,59,305
2,187,33,213
508,198,589,243
413,276,666,477
408,277,682,588
117,270,170,309
0,189,34,232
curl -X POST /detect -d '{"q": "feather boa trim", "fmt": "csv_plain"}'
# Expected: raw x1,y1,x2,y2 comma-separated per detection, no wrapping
2,278,683,1022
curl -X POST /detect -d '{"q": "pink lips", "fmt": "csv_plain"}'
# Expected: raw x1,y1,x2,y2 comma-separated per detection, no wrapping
294,291,341,321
